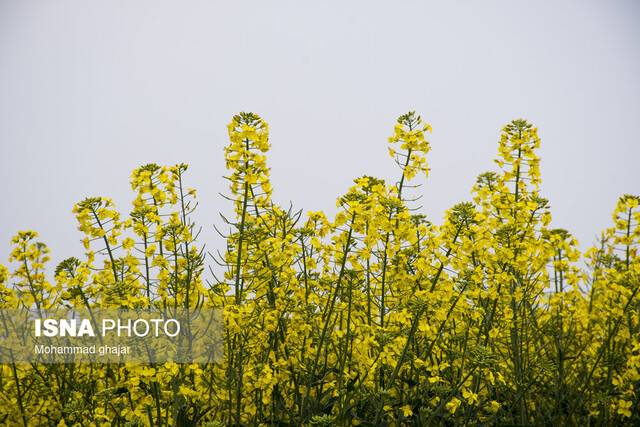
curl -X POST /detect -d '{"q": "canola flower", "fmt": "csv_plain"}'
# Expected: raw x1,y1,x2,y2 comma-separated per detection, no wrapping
0,112,638,426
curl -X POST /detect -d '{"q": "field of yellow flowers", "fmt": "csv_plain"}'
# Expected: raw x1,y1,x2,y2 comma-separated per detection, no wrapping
1,112,638,426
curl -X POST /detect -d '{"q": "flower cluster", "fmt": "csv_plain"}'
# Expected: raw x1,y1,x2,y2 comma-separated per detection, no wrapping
0,113,638,426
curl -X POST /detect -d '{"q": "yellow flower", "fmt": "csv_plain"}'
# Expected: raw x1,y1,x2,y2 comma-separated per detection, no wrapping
617,400,632,418
122,238,135,250
145,244,157,258
446,397,461,414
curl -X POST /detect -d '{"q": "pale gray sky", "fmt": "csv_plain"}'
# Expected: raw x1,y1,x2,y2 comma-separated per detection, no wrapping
1,1,639,275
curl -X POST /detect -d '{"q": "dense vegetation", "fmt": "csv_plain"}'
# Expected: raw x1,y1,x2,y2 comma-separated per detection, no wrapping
1,112,638,426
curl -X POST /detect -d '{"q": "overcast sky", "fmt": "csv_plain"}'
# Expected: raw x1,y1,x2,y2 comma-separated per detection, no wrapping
1,1,639,278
